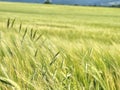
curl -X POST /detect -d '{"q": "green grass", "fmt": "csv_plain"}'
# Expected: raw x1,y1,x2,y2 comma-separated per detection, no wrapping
0,1,120,90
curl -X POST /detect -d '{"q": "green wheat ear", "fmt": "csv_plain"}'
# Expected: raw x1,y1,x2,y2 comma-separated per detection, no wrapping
11,18,16,28
7,18,10,28
0,77,21,90
19,23,22,33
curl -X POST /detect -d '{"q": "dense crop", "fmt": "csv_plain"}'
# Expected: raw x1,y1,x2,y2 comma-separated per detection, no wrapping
0,2,120,90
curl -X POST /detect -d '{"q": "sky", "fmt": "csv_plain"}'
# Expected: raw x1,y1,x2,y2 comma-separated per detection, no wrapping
0,0,120,6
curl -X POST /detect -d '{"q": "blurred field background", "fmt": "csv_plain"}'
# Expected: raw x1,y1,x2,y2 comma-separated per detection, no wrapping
0,2,120,90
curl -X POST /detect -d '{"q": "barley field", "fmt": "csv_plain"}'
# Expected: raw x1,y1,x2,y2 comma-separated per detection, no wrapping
0,2,120,90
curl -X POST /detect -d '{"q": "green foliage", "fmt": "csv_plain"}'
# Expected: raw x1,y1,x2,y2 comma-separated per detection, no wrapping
44,0,52,4
0,2,120,90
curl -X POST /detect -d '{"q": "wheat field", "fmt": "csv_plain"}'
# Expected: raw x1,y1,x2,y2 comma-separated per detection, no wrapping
0,2,120,90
